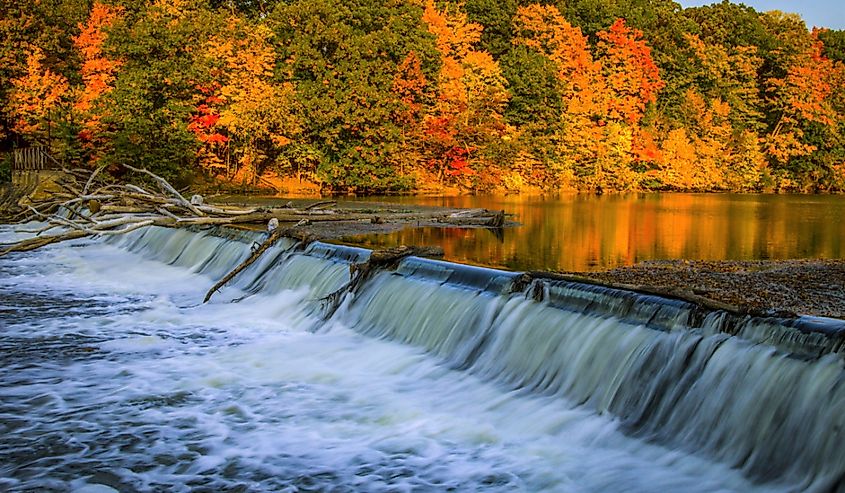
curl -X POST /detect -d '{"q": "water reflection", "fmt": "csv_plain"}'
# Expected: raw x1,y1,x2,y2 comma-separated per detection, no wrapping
343,194,845,272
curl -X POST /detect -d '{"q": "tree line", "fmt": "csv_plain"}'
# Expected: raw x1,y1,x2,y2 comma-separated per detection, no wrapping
2,0,844,193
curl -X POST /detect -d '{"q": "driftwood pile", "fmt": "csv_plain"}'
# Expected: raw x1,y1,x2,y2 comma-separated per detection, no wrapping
1,165,506,257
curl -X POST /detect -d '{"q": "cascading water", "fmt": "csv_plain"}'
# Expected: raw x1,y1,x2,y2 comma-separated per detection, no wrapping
1,223,843,492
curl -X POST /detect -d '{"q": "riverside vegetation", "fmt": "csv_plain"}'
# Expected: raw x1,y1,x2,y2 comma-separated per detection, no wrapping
1,0,845,194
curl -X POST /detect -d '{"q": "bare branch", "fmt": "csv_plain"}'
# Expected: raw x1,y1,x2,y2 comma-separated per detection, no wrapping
122,164,205,217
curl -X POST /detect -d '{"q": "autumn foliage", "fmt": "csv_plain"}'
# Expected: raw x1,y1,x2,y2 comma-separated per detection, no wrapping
2,0,845,192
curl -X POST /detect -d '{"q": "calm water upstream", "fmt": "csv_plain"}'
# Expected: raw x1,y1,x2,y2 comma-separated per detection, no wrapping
345,193,845,271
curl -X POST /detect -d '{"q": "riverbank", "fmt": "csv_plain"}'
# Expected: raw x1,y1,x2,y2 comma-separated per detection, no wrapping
564,259,845,320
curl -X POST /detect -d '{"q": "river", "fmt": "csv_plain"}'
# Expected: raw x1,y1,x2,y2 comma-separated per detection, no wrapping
6,189,845,492
344,193,845,271
2,220,844,492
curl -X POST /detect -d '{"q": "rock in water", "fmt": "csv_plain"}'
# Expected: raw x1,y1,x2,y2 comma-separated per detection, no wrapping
268,217,279,232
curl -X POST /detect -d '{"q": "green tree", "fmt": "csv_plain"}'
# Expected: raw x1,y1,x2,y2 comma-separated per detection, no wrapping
99,0,216,182
270,0,439,192
818,29,845,63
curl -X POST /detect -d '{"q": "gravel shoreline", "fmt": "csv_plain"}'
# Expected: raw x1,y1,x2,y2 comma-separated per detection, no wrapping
567,259,845,320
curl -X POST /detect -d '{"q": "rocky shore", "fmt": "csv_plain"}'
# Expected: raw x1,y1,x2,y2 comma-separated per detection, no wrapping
568,259,845,319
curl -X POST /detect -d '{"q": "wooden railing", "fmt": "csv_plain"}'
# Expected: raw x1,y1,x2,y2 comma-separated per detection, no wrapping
12,146,61,171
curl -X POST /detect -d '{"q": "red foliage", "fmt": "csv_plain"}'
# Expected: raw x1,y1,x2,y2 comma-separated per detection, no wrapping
595,19,664,124
188,85,228,145
444,147,473,176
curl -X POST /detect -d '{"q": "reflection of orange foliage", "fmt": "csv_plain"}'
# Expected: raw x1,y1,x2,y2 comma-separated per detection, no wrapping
352,194,844,273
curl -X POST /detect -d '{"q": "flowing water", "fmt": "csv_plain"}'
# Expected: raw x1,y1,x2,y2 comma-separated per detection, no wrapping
1,223,844,492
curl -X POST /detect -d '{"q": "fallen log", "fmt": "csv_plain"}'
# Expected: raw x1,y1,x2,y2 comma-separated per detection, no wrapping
122,164,205,217
320,245,444,317
204,225,300,303
1,230,90,255
0,164,517,318
439,209,506,227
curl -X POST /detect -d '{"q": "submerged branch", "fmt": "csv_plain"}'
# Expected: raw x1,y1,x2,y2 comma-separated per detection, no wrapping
203,224,315,304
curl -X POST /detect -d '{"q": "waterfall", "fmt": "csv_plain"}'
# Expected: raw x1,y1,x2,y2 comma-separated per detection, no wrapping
102,225,845,491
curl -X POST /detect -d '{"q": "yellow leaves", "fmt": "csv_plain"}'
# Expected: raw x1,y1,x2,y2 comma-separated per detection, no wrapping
659,128,699,189
195,18,299,176
205,20,276,77
462,51,508,107
764,130,816,162
419,0,510,183
712,99,731,119
151,0,192,19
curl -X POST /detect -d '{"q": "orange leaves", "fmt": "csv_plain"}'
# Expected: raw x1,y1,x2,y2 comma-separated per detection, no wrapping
443,147,473,176
206,20,276,78
513,5,664,189
9,47,69,137
595,19,664,125
73,2,123,148
765,32,839,165
658,128,700,189
194,18,299,176
422,0,482,60
632,129,661,164
392,51,427,123
74,3,122,62
419,0,508,184
393,52,427,103
514,7,664,126
771,36,836,126
764,130,816,162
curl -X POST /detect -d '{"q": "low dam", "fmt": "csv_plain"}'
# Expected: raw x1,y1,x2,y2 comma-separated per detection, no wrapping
1,223,843,492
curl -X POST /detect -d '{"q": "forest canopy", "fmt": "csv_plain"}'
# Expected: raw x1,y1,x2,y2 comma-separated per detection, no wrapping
2,0,844,193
